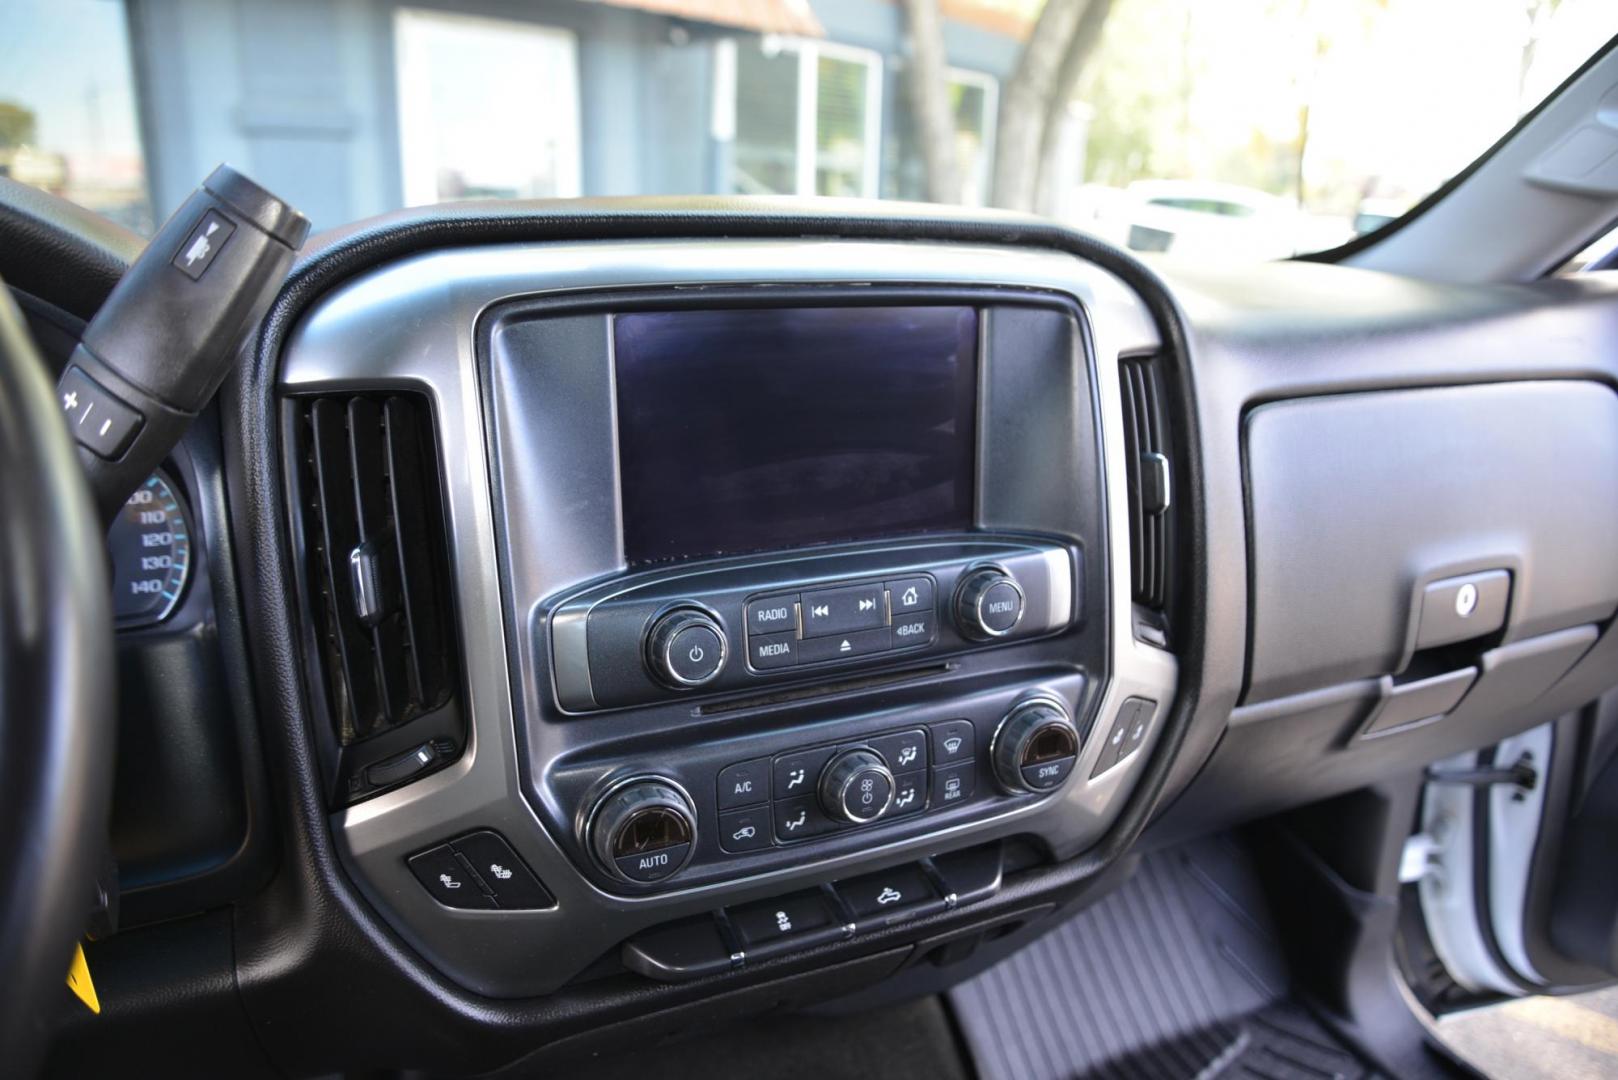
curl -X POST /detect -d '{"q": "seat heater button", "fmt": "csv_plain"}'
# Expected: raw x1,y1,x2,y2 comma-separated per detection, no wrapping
408,845,495,909
450,831,554,909
717,758,770,809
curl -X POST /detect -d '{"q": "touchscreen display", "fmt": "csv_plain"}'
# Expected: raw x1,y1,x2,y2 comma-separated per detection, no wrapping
614,306,978,565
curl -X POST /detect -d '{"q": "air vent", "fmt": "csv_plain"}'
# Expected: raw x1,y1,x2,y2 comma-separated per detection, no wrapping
1119,354,1173,611
295,393,457,754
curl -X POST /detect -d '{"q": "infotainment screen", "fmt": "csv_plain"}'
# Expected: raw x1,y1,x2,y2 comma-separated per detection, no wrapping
614,306,979,565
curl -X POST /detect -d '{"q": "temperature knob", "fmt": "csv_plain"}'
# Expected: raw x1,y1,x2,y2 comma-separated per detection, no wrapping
819,749,895,824
589,779,697,884
992,698,1080,794
645,607,728,688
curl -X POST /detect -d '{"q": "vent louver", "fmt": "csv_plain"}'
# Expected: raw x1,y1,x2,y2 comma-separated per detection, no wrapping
1119,354,1173,611
296,393,456,748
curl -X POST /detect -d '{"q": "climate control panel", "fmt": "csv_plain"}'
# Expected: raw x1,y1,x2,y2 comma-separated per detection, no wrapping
578,690,1086,890
549,537,1077,711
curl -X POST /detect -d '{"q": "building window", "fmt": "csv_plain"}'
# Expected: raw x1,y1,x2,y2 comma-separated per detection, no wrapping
0,0,152,233
394,9,581,206
729,37,882,198
883,67,998,206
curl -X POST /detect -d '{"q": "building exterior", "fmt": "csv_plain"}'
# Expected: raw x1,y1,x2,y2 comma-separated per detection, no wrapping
7,0,1028,233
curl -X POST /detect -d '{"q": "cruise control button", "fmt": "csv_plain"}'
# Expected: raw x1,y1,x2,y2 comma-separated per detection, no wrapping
801,582,885,638
932,762,976,807
408,845,495,909
890,771,927,816
718,758,770,809
870,729,928,773
728,890,840,955
748,631,798,670
798,626,890,664
719,806,773,853
773,795,840,841
774,746,838,799
746,595,798,636
615,842,691,883
930,719,975,765
886,576,935,616
890,611,935,648
450,831,554,909
666,625,724,683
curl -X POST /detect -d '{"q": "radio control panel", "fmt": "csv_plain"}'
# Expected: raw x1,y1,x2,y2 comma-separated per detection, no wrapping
548,537,1079,712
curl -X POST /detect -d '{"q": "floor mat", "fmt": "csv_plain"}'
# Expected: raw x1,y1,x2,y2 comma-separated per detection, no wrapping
949,835,1376,1079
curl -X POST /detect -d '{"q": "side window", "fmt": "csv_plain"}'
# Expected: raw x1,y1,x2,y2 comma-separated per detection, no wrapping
0,0,152,233
728,38,882,198
393,8,581,206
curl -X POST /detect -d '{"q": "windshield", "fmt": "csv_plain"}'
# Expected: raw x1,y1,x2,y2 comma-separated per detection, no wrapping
3,0,1615,257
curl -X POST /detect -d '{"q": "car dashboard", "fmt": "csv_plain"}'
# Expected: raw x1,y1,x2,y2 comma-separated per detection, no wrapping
47,202,1618,1077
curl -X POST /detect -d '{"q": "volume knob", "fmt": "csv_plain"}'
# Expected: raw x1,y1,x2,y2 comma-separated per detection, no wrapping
645,607,728,688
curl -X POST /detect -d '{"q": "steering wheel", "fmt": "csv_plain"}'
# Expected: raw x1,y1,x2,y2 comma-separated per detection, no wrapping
0,278,116,1074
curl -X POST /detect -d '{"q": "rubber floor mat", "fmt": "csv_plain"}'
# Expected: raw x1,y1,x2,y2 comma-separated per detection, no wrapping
949,836,1376,1079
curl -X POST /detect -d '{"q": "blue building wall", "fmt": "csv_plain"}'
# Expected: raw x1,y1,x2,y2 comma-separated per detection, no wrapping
124,0,1019,229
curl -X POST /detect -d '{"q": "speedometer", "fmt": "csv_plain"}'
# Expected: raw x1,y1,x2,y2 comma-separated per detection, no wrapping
108,471,193,627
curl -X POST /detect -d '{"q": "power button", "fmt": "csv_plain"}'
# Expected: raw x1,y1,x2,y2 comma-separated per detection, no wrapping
645,608,729,688
668,625,723,683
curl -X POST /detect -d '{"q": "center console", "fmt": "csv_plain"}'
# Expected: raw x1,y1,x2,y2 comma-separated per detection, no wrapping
280,240,1177,998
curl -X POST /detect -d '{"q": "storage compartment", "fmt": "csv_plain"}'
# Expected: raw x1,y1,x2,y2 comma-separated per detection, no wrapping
1243,381,1618,705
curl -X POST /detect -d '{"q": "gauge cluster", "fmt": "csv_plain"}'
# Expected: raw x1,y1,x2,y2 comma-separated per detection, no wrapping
108,470,194,629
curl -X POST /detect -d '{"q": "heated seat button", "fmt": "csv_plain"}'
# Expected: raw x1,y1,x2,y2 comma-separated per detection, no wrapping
728,890,842,957
717,758,770,809
930,719,976,765
746,595,799,636
408,844,495,909
837,864,945,929
801,582,885,637
450,831,554,909
798,626,890,664
719,806,773,853
748,631,798,670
